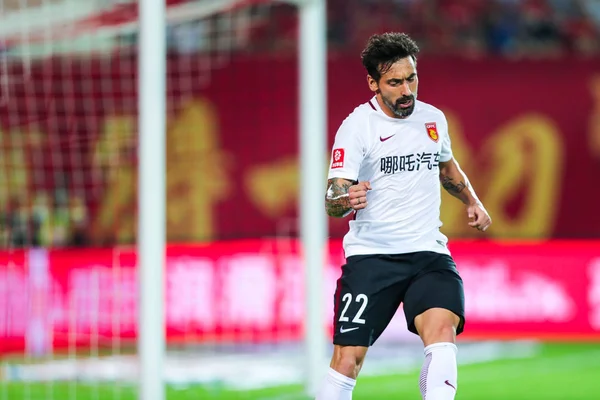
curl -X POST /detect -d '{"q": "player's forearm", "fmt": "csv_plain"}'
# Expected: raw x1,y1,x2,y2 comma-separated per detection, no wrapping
325,178,354,218
439,159,481,206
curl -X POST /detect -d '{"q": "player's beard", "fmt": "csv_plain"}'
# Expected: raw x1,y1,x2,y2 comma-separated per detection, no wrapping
382,93,417,118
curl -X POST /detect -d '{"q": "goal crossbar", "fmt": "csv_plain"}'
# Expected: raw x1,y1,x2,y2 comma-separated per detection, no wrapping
0,0,279,48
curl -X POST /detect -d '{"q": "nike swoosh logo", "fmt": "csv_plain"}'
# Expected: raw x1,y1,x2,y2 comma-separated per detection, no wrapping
380,134,395,142
444,380,456,391
339,326,359,333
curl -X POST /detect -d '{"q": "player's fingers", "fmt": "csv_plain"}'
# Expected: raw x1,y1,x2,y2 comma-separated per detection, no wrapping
477,217,492,231
351,196,368,208
468,217,479,227
469,216,484,228
352,200,367,209
355,202,367,210
482,218,492,231
353,181,371,191
350,190,367,200
473,208,487,224
349,185,364,194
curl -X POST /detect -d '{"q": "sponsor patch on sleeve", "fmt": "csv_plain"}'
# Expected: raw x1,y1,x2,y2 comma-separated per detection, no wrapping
331,148,345,169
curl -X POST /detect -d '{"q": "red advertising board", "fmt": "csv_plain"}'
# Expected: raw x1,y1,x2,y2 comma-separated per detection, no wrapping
1,240,599,355
0,55,599,245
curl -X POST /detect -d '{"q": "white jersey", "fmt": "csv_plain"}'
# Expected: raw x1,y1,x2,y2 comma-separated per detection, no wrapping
328,96,453,257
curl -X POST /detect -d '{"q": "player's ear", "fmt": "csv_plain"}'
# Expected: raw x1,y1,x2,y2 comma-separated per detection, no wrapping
367,75,379,93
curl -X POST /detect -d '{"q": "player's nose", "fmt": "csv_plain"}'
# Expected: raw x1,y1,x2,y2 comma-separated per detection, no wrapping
400,81,412,96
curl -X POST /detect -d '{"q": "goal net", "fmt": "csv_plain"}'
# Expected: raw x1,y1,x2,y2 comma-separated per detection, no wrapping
0,0,328,399
0,0,562,398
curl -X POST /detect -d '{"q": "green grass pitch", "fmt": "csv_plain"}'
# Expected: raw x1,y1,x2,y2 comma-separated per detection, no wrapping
4,342,600,399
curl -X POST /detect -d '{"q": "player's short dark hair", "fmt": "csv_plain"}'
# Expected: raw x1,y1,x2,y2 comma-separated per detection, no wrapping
361,32,420,83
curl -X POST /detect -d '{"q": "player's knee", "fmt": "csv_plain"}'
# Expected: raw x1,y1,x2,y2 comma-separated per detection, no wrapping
330,346,366,379
419,321,457,347
331,354,363,379
415,308,460,346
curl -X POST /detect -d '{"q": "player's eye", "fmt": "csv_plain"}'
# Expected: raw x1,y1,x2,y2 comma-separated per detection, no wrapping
407,76,416,83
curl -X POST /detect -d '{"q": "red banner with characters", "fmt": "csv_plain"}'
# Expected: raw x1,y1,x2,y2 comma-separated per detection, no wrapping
0,55,599,246
1,239,600,355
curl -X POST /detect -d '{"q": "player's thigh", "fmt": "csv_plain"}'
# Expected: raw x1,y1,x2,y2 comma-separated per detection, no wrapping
332,254,411,347
402,252,465,337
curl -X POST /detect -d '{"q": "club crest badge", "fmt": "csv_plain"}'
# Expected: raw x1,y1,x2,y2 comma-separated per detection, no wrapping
425,122,439,143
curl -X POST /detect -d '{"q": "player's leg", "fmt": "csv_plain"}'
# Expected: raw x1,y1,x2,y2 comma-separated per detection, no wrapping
315,254,410,400
329,344,368,378
414,308,461,400
403,252,465,400
316,344,367,400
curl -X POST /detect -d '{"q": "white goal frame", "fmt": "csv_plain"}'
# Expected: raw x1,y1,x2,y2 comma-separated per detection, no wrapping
137,0,328,399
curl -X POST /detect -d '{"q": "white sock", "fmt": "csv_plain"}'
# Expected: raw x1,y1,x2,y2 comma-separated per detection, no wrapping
419,342,458,400
315,367,356,400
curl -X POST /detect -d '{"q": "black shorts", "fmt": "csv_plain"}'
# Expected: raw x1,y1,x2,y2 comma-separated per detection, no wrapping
332,251,465,347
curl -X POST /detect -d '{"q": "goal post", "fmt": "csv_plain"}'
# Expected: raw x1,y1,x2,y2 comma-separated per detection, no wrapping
298,0,328,395
137,0,166,400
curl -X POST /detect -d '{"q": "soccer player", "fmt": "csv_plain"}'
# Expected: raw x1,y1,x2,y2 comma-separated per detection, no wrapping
317,33,491,400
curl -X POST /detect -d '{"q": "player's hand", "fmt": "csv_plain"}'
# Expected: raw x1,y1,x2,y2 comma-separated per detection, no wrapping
349,181,371,210
467,202,491,232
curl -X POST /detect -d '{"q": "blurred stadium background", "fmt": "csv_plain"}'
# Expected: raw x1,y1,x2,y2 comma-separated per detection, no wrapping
1,0,600,399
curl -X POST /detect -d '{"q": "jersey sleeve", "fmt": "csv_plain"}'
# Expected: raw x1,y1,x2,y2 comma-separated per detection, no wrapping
439,114,453,162
327,118,366,181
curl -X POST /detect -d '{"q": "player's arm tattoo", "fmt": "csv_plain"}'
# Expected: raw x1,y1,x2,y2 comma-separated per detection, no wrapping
325,178,355,218
439,158,480,206
440,175,466,195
